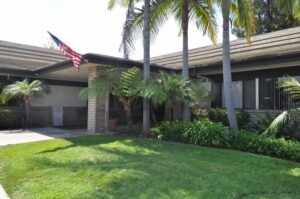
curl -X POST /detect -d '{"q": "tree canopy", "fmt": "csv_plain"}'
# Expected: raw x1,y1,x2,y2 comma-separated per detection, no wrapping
232,0,300,38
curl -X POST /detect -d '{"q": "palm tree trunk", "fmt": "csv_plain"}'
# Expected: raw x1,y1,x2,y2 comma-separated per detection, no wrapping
24,97,31,128
123,101,133,132
150,105,158,124
222,0,239,133
123,0,134,59
164,105,172,121
182,0,191,122
143,0,151,134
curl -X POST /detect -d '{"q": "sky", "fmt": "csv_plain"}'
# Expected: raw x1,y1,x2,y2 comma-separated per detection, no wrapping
0,0,235,60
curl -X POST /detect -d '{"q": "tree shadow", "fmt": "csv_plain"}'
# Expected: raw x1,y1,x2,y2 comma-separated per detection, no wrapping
21,135,300,198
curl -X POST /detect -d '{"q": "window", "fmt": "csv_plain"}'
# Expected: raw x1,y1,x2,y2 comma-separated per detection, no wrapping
211,82,222,108
259,78,275,109
243,79,255,109
212,76,300,110
222,81,243,109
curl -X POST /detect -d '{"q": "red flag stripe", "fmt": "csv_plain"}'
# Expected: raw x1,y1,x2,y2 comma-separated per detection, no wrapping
59,43,82,71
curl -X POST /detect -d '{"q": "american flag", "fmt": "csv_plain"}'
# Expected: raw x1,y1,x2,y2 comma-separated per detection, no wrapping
48,31,82,71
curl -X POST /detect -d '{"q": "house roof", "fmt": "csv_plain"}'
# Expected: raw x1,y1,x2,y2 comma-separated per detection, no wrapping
0,40,170,82
150,26,300,70
1,26,300,80
0,40,168,77
0,40,66,72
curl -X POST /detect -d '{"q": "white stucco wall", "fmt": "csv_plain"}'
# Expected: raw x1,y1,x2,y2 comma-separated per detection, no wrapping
31,85,86,107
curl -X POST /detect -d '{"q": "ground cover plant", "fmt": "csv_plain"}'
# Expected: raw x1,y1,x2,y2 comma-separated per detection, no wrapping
0,135,300,199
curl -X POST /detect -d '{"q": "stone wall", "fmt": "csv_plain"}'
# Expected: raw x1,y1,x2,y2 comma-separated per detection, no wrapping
246,110,300,132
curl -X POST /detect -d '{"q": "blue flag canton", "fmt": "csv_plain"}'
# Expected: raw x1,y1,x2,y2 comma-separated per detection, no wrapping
48,31,62,47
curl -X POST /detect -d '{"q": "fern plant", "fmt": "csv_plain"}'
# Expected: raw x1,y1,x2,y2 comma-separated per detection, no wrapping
80,66,143,131
140,71,209,121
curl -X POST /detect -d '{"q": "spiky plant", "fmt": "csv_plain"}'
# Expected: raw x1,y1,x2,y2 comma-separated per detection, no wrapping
0,79,45,127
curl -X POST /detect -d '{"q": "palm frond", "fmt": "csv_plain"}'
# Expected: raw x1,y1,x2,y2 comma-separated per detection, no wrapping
273,0,300,19
231,0,256,42
0,79,44,104
80,66,143,101
279,77,300,102
190,0,217,44
262,110,289,137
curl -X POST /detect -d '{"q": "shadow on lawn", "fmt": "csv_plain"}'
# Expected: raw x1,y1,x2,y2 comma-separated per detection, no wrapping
36,135,163,154
27,135,300,198
29,136,194,198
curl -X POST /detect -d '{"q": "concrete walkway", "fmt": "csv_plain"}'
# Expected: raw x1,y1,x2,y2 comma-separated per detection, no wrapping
0,184,9,199
0,127,90,147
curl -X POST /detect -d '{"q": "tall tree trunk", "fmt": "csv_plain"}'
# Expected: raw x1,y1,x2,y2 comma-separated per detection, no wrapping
143,0,151,134
24,97,31,128
150,105,157,124
123,0,134,59
182,0,191,122
164,105,172,121
222,0,239,133
123,101,133,132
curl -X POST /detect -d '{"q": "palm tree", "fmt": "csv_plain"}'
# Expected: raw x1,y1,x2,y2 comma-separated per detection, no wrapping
143,0,151,134
108,0,139,59
80,67,143,131
0,79,45,128
123,0,217,121
141,71,209,121
220,0,255,133
108,0,152,133
150,0,217,122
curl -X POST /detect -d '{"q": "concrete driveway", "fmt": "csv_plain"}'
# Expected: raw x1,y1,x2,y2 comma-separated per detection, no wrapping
0,128,90,147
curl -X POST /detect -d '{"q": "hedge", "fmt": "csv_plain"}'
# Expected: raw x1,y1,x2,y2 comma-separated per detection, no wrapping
151,119,300,162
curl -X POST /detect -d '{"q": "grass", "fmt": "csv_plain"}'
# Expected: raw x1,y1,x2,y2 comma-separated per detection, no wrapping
0,135,299,199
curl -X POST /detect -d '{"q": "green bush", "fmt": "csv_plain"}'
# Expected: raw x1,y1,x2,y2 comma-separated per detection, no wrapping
151,121,188,142
230,131,300,161
151,119,231,147
0,109,18,129
182,119,231,148
193,108,250,128
151,121,300,162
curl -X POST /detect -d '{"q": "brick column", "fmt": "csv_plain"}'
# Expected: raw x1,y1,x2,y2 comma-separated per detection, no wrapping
87,66,106,133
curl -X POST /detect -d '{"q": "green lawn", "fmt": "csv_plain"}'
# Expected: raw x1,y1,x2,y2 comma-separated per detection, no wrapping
0,135,299,199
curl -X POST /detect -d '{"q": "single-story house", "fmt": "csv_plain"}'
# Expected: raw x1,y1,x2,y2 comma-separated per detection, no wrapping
151,26,300,124
1,26,300,132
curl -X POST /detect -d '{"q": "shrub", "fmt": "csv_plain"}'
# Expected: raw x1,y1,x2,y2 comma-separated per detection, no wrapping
193,108,251,128
236,109,251,129
151,121,300,162
230,131,300,161
0,108,18,129
151,121,188,142
182,119,231,148
151,119,231,147
255,112,276,134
